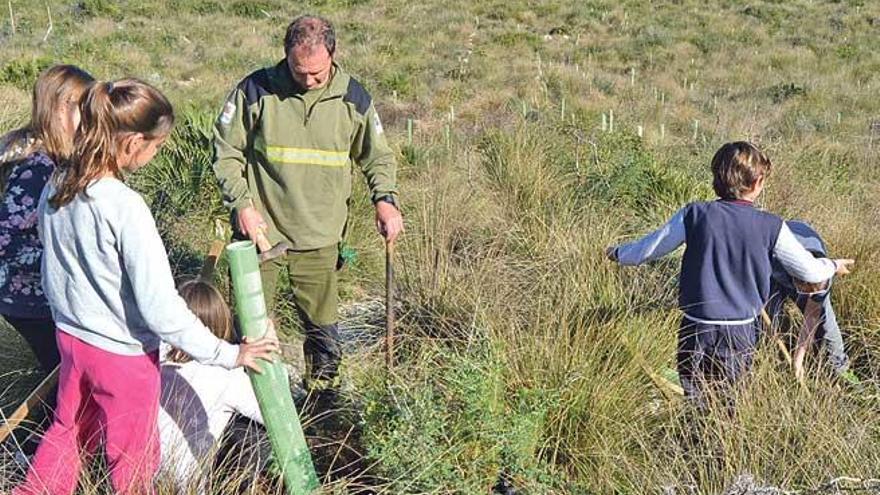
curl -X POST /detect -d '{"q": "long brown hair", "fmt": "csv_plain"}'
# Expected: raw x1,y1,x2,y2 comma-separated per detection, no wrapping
167,278,236,364
50,78,174,209
0,65,94,192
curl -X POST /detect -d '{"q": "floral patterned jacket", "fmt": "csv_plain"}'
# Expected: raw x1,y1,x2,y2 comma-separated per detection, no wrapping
0,151,53,318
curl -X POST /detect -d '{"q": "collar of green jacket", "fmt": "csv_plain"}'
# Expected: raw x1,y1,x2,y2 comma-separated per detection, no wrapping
267,59,350,101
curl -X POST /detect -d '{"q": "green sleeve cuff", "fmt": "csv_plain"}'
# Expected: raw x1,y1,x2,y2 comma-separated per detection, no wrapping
231,196,253,213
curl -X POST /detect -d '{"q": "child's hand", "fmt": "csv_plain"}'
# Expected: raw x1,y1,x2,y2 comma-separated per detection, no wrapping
833,259,855,276
236,335,280,373
605,246,618,261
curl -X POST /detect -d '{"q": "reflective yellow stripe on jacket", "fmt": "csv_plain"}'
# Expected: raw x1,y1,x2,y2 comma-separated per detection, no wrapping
266,146,349,167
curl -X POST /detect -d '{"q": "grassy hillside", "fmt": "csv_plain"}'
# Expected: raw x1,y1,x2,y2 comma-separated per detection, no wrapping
1,0,880,493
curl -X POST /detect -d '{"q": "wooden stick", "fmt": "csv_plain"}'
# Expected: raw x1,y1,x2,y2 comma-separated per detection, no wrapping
761,308,793,368
254,231,272,253
775,336,793,368
7,0,15,35
198,239,225,282
42,2,52,42
0,366,59,443
385,239,395,369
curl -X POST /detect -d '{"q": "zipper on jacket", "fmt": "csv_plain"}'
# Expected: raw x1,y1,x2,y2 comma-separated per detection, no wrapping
303,98,309,126
304,79,335,126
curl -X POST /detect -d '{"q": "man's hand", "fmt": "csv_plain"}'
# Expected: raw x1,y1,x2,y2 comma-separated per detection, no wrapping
376,201,403,243
833,259,855,276
238,205,269,247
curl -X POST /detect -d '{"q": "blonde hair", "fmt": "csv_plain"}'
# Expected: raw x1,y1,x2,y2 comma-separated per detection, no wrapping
50,78,174,209
711,141,772,200
166,278,235,364
0,65,94,192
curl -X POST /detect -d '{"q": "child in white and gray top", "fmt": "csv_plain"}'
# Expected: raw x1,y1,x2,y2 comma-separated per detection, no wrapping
158,278,268,493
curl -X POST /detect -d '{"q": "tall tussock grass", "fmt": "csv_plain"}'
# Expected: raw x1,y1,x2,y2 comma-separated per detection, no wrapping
351,107,880,493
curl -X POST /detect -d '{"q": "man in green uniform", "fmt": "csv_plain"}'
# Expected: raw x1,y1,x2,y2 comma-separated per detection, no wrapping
213,15,403,387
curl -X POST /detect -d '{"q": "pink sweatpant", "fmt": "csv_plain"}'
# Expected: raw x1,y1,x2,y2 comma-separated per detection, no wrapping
15,330,161,495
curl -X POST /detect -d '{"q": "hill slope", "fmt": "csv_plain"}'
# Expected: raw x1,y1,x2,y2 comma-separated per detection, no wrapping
1,0,880,493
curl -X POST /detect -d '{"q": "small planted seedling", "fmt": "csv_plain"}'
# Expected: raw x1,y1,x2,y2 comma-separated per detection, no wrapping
402,118,423,166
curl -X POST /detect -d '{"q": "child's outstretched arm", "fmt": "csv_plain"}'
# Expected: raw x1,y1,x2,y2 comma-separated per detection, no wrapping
775,224,854,283
118,195,245,369
607,208,686,265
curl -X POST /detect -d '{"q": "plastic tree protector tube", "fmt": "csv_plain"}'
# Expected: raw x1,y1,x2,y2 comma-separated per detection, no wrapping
226,240,319,494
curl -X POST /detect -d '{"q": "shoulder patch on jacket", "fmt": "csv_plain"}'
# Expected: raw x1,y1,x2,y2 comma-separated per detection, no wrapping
343,78,372,115
236,68,272,107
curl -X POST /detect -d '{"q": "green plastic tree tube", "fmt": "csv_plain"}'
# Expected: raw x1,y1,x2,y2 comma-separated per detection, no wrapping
226,240,319,494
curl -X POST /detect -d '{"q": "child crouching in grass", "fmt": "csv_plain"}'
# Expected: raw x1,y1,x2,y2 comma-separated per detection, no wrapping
768,221,858,384
606,142,854,407
159,277,273,494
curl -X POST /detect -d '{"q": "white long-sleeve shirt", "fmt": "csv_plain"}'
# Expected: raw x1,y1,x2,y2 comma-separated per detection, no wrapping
38,178,238,368
614,207,837,284
158,361,263,492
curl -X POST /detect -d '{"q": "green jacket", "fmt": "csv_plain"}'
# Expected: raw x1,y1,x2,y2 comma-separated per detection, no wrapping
213,60,398,250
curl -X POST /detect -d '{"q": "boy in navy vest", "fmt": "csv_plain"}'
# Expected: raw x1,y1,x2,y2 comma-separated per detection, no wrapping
606,142,854,406
768,221,857,384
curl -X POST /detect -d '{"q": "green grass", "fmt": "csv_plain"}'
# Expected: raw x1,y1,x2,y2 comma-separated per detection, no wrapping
1,0,880,493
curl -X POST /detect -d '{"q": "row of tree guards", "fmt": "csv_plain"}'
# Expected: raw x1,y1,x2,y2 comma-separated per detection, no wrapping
600,108,697,142
402,108,702,149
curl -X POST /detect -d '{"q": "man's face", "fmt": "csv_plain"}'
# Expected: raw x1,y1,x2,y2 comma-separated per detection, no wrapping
287,44,333,90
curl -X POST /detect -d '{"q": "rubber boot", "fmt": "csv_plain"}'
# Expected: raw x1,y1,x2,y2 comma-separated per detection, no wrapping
303,322,341,390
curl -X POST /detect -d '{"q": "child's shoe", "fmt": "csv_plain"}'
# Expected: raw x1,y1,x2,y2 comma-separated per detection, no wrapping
838,369,861,387
660,366,682,388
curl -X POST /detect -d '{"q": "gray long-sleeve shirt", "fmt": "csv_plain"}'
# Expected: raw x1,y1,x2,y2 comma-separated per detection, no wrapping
38,178,238,368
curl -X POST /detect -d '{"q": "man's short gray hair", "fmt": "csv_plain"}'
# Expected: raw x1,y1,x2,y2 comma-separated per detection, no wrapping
284,15,336,56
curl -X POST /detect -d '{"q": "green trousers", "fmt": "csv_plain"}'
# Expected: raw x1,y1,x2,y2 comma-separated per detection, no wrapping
260,245,341,380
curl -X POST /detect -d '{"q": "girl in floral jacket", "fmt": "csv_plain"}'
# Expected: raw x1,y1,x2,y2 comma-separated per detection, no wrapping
0,65,94,372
